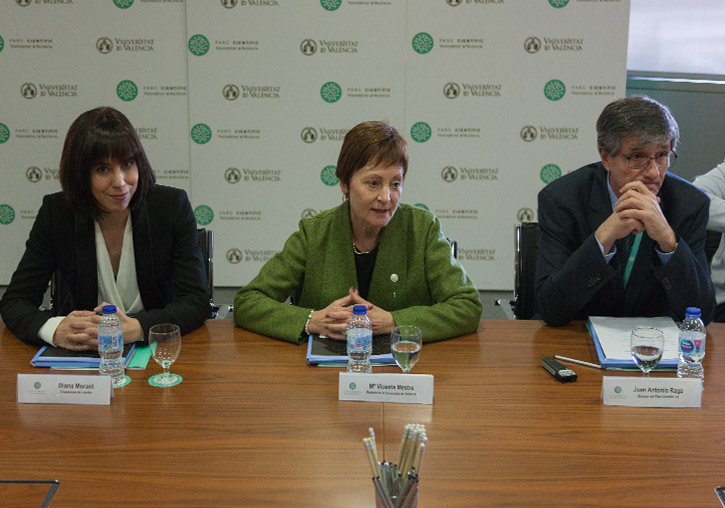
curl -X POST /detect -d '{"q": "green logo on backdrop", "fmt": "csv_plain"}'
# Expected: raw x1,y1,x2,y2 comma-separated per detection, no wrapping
412,32,434,54
113,0,134,8
414,203,429,212
544,79,566,101
410,122,432,143
0,205,16,225
320,81,342,103
321,166,338,186
116,80,138,102
548,0,570,7
0,123,9,144
190,123,212,145
320,0,342,11
0,35,4,53
194,205,214,226
540,164,562,184
188,34,210,56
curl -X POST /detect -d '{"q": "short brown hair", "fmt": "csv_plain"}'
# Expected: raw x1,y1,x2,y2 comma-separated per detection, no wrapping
596,95,679,156
335,121,408,191
59,107,155,219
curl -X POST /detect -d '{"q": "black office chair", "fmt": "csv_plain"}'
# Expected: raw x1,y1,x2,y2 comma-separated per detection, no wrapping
496,222,540,319
447,238,458,260
198,228,231,319
705,229,721,268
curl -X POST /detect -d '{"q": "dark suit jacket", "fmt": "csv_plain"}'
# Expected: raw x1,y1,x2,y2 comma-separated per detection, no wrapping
535,162,715,326
0,185,209,346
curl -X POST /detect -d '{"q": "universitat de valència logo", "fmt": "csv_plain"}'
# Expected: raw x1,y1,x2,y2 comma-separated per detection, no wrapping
445,0,505,6
301,38,358,55
21,82,77,99
441,166,499,182
300,127,347,143
96,37,155,54
222,83,280,100
524,35,583,54
226,248,277,264
520,125,579,143
443,81,502,99
221,0,281,6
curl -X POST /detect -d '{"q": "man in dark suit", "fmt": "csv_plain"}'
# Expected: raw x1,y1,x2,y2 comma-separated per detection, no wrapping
535,95,715,326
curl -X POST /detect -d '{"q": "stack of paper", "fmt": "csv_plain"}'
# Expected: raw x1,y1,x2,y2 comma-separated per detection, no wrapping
31,343,137,369
306,334,395,367
587,316,681,369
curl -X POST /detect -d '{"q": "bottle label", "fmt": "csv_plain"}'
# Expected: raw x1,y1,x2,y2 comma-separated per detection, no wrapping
347,329,372,351
98,333,122,351
679,338,695,354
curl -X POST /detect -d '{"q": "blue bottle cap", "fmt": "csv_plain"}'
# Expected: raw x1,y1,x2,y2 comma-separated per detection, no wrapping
102,304,117,314
685,307,701,318
352,304,367,315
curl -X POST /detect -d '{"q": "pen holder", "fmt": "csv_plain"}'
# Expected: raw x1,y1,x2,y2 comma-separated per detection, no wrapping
373,477,418,508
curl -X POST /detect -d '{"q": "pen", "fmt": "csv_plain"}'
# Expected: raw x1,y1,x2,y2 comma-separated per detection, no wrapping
553,355,602,369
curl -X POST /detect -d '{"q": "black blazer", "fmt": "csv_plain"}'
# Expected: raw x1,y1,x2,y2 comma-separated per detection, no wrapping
0,185,209,346
535,162,715,326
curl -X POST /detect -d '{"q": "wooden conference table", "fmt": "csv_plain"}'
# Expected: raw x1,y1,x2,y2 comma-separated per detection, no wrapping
0,319,723,508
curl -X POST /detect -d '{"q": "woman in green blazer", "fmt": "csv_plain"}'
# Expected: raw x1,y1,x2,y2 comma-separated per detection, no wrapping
234,121,482,343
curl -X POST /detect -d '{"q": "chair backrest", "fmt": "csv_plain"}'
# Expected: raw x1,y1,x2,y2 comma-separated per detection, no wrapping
512,222,540,319
447,238,458,260
197,228,218,317
705,229,721,267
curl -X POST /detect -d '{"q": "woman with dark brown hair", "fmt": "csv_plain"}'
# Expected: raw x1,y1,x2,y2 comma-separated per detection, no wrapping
234,120,482,343
0,107,209,349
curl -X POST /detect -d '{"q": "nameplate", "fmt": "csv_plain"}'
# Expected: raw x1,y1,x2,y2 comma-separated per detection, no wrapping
338,372,433,404
17,374,112,405
601,376,701,408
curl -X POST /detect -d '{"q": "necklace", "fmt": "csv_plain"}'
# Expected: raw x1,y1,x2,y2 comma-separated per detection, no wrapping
352,242,372,255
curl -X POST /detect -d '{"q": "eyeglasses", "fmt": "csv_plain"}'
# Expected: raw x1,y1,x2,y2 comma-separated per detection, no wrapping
617,150,678,171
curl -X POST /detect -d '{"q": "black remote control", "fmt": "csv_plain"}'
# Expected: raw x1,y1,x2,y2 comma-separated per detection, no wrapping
542,357,577,383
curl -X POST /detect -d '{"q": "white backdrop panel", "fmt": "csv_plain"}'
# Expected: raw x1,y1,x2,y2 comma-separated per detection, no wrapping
0,0,630,292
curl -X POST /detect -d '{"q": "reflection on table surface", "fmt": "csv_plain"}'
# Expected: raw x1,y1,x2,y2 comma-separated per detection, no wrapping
1,319,724,508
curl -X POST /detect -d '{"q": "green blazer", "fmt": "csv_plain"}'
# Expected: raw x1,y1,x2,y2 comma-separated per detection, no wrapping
234,202,482,343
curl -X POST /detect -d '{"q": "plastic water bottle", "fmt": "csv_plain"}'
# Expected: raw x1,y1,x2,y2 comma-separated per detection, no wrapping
347,305,373,373
677,307,706,382
98,304,125,386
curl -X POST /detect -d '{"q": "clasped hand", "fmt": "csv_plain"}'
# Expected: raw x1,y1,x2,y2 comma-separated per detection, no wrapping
596,181,677,254
307,287,395,340
52,302,143,350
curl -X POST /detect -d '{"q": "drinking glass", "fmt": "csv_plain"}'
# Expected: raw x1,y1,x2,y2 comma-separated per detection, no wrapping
390,326,422,374
630,326,664,377
148,323,182,386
